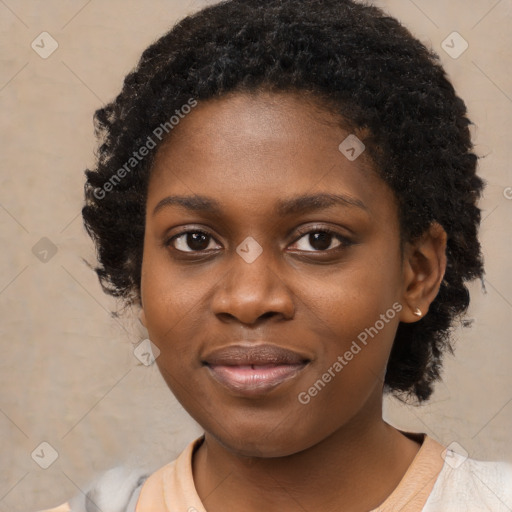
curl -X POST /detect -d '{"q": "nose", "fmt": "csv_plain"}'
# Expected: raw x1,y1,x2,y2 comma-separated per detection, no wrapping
211,244,295,325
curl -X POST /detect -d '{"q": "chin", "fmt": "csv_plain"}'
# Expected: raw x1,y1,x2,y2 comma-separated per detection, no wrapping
204,419,319,459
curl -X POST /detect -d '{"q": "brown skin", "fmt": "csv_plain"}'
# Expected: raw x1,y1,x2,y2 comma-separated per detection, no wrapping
139,91,447,511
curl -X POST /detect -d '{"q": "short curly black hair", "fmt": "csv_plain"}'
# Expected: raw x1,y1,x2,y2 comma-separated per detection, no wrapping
82,0,485,403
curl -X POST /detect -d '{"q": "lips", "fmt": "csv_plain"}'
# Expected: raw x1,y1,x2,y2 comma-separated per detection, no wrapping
202,344,310,396
203,344,309,366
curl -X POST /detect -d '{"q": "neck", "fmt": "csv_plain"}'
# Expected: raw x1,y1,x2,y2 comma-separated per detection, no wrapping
192,396,421,512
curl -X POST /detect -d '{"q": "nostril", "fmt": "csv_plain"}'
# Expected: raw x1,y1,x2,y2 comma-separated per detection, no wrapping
258,311,279,320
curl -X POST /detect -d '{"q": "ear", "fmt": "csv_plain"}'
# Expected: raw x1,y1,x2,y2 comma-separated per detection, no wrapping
399,221,447,323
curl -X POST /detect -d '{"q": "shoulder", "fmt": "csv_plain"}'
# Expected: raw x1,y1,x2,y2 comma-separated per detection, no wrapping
35,437,204,512
423,451,512,511
37,466,149,512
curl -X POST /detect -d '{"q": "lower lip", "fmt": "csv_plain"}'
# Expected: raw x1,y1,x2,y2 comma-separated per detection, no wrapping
205,363,307,395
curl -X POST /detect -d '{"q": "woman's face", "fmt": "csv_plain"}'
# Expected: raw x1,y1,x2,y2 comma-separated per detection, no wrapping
141,91,409,457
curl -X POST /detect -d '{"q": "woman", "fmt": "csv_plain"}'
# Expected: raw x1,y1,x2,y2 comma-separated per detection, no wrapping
40,0,512,510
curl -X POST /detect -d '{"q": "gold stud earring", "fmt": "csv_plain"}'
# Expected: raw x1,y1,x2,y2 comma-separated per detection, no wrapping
413,307,422,317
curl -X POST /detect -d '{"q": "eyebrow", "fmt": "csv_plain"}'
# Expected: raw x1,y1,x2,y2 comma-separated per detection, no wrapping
152,192,369,217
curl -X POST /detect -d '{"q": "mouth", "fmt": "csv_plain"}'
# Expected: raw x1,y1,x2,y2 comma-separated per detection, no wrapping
202,343,311,396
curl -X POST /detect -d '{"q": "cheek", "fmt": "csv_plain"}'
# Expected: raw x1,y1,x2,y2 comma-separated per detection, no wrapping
294,246,402,394
142,266,207,410
300,248,402,343
140,247,206,364
299,282,400,405
141,234,208,321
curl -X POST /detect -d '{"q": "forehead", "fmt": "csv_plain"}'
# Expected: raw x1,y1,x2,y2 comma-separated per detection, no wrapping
147,91,396,221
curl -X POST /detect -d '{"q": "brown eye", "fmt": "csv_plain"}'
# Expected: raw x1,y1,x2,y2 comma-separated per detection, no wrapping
290,228,352,252
168,231,220,252
309,232,335,251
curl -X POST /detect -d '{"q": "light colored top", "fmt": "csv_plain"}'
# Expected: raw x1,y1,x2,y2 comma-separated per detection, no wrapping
38,431,512,512
134,432,443,512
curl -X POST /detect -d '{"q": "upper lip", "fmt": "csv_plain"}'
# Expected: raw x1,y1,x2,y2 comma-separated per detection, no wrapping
202,343,310,366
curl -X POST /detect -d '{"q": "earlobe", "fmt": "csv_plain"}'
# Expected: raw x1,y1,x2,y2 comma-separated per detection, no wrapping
399,221,447,323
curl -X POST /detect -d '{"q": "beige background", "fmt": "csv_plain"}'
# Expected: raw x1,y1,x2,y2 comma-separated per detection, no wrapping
0,0,511,510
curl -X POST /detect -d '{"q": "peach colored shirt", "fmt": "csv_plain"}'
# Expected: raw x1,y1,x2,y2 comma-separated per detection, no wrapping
135,431,445,511
40,431,447,512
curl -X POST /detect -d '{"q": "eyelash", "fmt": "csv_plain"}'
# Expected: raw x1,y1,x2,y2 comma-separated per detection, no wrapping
163,226,353,255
